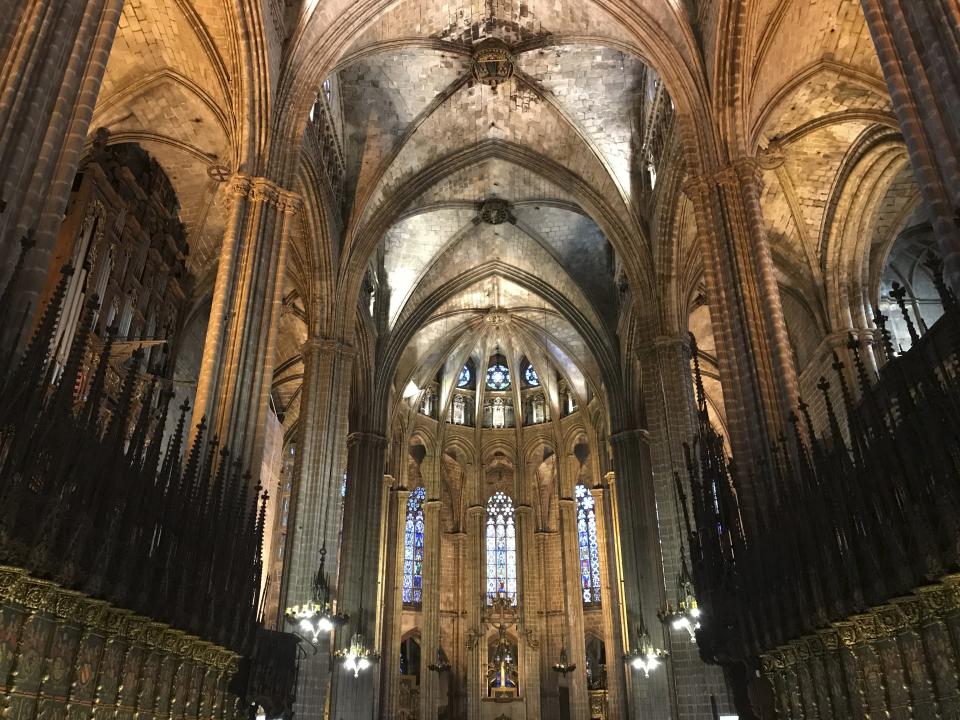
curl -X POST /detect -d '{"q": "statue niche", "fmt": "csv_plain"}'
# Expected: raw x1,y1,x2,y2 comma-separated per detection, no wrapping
487,624,519,698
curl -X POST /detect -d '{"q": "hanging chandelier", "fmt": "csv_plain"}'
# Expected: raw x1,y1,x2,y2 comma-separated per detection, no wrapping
658,500,702,643
428,644,451,673
284,547,348,643
658,578,701,643
550,642,577,677
624,624,668,679
336,631,380,678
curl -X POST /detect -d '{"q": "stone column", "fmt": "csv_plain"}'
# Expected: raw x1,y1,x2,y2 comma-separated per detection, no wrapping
280,336,354,720
465,504,485,720
639,335,734,718
0,0,124,301
591,483,627,720
685,159,799,530
607,430,672,717
383,485,409,718
328,431,388,720
557,454,589,720
191,175,299,474
859,0,960,289
419,459,442,719
514,503,542,719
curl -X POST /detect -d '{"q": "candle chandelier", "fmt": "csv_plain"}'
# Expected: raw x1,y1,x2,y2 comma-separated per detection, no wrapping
624,621,668,679
336,629,380,678
658,474,702,643
428,635,452,673
283,547,348,643
658,554,701,643
550,640,577,677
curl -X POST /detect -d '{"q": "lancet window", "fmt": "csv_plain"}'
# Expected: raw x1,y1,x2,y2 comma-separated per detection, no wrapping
575,484,602,604
452,394,466,425
486,491,517,604
403,487,426,605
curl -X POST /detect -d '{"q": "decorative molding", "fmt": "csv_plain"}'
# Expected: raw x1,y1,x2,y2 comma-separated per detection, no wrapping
227,174,302,214
0,566,239,670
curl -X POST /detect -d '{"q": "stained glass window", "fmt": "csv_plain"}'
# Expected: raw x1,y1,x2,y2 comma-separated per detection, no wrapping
576,484,602,604
486,491,517,604
524,365,539,386
486,363,510,390
403,487,426,605
457,365,472,387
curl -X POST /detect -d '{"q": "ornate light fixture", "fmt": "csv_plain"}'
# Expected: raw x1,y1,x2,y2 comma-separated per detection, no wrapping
283,547,348,643
551,640,577,677
658,480,702,643
624,623,668,679
336,631,380,678
658,577,701,643
472,37,514,89
428,644,451,673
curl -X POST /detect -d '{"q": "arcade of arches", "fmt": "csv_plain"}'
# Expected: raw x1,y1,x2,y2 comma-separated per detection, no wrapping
2,0,960,719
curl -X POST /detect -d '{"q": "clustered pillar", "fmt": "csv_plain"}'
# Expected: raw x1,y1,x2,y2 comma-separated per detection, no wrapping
684,159,799,530
607,430,672,715
859,0,960,290
190,175,299,474
329,431,388,720
418,456,442,719
0,0,125,307
280,337,354,720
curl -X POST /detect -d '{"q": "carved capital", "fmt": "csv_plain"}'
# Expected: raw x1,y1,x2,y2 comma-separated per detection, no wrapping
227,175,301,213
684,156,766,199
346,431,387,449
301,337,355,358
609,428,650,445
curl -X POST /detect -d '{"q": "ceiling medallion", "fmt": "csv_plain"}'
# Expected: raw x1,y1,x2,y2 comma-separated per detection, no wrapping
480,198,511,225
472,38,514,89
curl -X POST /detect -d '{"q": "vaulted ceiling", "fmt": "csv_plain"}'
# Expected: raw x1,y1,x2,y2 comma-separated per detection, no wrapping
323,4,662,422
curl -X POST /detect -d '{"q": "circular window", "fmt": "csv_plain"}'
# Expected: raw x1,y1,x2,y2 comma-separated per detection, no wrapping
457,365,472,388
486,363,511,390
524,365,540,386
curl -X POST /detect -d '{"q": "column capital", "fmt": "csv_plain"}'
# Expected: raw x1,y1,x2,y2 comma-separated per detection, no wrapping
347,431,387,449
383,473,396,488
652,333,691,353
609,428,650,445
227,174,302,214
466,504,485,517
682,155,780,200
604,471,616,486
301,337,355,358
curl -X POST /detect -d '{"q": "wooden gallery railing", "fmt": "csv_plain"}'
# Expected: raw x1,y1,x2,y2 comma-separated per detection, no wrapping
0,263,298,720
682,259,960,718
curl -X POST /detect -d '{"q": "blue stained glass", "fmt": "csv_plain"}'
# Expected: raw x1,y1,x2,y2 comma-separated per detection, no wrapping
457,365,472,387
524,365,540,386
486,491,517,605
486,363,511,390
403,487,426,605
575,484,602,604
